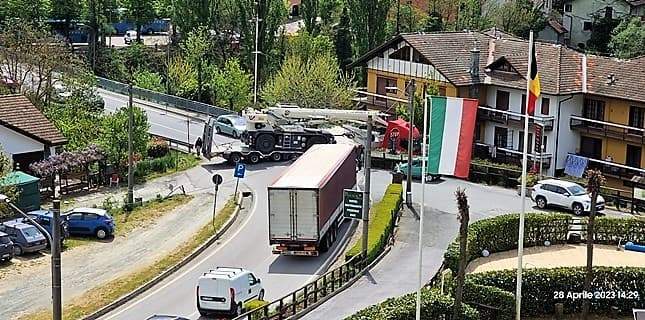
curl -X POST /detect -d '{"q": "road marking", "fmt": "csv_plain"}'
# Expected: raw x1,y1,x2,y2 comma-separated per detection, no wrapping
101,187,259,320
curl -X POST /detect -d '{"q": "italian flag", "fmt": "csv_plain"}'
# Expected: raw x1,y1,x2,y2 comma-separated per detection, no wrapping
427,96,479,178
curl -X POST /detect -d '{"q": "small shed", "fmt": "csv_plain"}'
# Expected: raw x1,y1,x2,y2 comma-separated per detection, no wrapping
0,171,41,212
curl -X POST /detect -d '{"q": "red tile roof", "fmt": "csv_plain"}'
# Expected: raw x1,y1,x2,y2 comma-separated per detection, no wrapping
0,94,67,146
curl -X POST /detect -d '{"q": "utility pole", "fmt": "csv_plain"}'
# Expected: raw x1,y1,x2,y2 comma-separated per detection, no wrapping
127,83,134,210
361,115,373,255
406,79,416,207
252,1,262,106
52,198,62,320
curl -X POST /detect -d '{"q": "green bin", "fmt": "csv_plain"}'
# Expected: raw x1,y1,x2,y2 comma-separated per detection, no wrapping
0,171,41,212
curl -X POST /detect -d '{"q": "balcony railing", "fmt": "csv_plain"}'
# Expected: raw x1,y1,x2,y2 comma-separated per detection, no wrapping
477,106,555,131
570,115,645,144
474,143,552,169
582,155,645,181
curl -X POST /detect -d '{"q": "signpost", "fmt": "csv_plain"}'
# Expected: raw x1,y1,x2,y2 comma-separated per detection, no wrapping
389,128,400,154
212,174,223,227
343,189,364,219
233,163,246,200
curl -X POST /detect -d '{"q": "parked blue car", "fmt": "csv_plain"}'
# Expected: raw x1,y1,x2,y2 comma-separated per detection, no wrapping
0,221,47,255
62,208,115,239
0,231,14,262
25,210,70,245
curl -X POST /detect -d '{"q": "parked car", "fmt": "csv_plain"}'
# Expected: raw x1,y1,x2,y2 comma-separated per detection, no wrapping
0,221,47,255
531,179,605,216
214,115,247,139
196,267,264,317
62,208,115,239
25,210,70,245
145,316,189,320
124,30,137,44
0,231,14,262
395,159,440,182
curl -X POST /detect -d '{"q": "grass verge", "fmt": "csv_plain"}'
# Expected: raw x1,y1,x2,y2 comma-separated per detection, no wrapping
61,194,193,251
22,196,238,320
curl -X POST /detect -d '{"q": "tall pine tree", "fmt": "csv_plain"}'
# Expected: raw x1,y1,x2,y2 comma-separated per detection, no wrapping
335,7,353,69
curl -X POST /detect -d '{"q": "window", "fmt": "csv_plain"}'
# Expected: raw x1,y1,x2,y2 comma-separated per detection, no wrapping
475,122,481,142
494,127,508,148
541,98,550,115
495,90,510,111
376,77,397,103
521,94,527,114
626,145,642,168
412,49,430,64
389,46,411,61
580,136,602,159
519,131,533,154
583,98,605,124
542,136,548,152
564,3,572,12
68,213,83,221
84,214,99,220
583,21,593,31
21,226,41,238
248,274,257,285
629,106,645,134
567,185,587,196
0,236,10,244
605,7,613,19
554,186,569,195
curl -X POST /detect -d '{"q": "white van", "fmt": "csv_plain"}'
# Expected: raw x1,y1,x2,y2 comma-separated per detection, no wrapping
124,30,137,44
196,267,264,316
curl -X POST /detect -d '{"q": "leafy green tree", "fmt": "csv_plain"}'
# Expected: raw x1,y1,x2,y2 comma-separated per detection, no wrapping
302,0,321,35
95,47,128,82
98,106,150,168
167,56,198,98
123,0,157,42
492,0,546,38
424,10,443,32
211,59,252,112
587,15,620,53
347,0,391,56
133,69,164,92
609,17,645,59
182,27,212,102
334,6,353,69
121,43,153,76
288,31,335,63
456,0,489,31
261,53,355,109
0,0,51,23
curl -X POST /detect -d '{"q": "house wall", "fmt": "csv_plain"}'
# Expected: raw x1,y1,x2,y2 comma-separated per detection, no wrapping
0,125,44,155
366,69,457,99
563,0,631,47
554,94,584,173
537,26,561,43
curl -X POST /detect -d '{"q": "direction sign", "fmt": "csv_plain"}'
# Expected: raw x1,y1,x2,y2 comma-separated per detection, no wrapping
234,163,246,178
343,189,364,219
212,174,223,185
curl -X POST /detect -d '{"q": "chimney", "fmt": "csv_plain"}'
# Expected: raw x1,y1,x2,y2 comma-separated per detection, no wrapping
470,48,480,79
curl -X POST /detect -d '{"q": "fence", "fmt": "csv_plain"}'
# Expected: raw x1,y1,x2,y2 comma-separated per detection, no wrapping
97,77,234,117
234,253,367,320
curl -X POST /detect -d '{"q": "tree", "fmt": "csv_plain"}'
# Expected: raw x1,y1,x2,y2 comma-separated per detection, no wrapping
609,17,645,59
182,27,212,102
0,144,19,219
456,0,489,31
98,106,150,169
50,0,82,44
0,0,50,23
347,0,391,56
491,0,546,38
123,0,157,42
587,15,620,53
424,10,443,32
211,59,252,112
302,0,321,35
133,69,164,92
334,7,353,69
453,187,470,319
261,54,355,109
167,56,198,99
581,169,606,319
288,31,335,63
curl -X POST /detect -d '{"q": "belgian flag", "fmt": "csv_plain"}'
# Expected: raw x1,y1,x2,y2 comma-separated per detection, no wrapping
527,42,541,115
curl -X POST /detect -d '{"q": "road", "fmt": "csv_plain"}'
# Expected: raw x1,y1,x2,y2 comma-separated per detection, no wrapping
98,162,360,320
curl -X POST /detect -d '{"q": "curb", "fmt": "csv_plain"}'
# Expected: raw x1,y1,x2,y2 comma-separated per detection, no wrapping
83,191,246,320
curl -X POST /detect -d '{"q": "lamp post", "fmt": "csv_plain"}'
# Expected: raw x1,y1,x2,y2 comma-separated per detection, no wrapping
0,194,61,320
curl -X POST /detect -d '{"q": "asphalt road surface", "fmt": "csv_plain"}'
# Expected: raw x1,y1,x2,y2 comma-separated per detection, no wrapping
98,162,357,320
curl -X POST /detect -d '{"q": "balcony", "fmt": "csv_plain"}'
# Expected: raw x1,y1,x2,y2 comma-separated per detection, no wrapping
474,143,553,169
582,156,645,181
353,91,405,115
477,106,555,131
570,115,645,144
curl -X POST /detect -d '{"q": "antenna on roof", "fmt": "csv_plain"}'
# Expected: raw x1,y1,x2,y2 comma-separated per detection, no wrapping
606,73,616,85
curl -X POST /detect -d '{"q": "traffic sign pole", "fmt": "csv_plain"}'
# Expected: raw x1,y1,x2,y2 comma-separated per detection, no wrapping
233,163,246,203
212,174,223,228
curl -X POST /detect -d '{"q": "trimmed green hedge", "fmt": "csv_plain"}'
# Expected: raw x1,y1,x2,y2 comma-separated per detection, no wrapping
462,280,515,320
594,216,645,244
346,183,403,263
467,267,645,316
444,213,571,272
346,288,479,320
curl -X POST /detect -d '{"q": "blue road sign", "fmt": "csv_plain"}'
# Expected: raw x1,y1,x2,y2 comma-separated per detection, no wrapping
234,163,246,178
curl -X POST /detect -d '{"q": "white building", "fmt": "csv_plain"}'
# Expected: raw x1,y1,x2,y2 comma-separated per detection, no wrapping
0,95,67,171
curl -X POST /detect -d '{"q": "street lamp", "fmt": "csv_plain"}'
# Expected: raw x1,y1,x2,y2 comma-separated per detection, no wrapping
0,194,62,320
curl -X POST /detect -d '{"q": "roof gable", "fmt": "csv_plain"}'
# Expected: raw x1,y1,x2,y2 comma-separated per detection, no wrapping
0,95,67,146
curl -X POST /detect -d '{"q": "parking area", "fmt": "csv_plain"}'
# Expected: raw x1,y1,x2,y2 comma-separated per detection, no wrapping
104,34,170,48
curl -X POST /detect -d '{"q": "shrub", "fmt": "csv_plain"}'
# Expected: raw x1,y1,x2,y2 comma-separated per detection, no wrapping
244,299,269,311
444,213,571,272
467,267,645,316
346,183,403,263
147,138,170,158
463,280,515,320
347,287,479,320
594,216,645,244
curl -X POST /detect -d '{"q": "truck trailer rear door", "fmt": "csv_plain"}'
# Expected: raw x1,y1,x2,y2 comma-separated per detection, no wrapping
294,190,318,240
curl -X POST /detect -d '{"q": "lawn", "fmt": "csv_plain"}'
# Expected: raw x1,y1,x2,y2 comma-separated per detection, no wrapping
137,150,201,182
22,196,238,320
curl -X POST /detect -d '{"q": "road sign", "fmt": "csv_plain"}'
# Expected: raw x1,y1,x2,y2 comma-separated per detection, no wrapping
343,189,364,219
234,163,246,178
212,174,223,185
390,128,400,139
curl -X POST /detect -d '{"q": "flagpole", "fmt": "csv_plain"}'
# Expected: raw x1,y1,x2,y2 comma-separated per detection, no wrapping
516,30,534,320
415,88,430,320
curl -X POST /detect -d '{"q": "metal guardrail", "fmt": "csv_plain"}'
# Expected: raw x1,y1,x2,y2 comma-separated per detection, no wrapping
97,77,234,117
234,253,367,320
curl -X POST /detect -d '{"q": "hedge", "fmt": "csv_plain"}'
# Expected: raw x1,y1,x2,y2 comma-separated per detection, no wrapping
346,183,403,263
594,216,645,244
467,267,645,316
444,213,571,273
462,280,515,320
347,288,479,320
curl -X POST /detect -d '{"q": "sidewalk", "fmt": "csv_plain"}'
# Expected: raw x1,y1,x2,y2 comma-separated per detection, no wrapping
0,163,238,319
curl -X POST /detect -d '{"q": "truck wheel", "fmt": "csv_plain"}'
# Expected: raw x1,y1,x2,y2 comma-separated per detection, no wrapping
248,153,261,164
256,134,276,153
271,153,282,161
229,153,242,164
